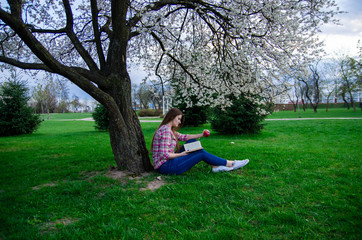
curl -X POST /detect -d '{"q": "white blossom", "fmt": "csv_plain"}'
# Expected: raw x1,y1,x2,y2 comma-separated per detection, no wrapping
0,0,342,110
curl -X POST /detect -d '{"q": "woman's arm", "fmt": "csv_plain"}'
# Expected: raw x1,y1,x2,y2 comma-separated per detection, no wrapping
168,151,188,159
186,133,204,140
186,130,210,140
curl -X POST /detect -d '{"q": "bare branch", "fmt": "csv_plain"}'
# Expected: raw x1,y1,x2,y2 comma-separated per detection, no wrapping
27,25,66,34
0,55,52,71
90,0,106,69
128,0,232,33
100,15,112,36
150,31,215,91
62,0,100,72
0,55,105,87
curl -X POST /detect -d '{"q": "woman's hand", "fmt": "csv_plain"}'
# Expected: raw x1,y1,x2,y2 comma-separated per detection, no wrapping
203,129,210,137
178,151,189,157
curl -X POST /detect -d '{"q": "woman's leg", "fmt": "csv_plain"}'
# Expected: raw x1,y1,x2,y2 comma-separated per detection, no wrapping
158,149,227,175
181,139,233,166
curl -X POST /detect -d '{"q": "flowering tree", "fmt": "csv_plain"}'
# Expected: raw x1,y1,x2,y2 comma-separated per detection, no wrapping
0,0,340,173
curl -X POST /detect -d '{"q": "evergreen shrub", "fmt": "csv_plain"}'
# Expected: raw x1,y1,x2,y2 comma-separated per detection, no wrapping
210,94,272,134
92,104,109,130
0,80,41,136
175,100,209,127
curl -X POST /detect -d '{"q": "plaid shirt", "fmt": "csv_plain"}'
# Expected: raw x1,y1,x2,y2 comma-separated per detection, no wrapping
152,124,188,169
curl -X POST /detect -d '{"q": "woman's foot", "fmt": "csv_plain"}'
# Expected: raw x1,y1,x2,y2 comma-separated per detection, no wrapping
232,159,249,170
211,159,249,173
212,165,233,173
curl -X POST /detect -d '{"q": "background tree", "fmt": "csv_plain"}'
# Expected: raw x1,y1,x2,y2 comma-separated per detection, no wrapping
280,73,300,113
339,55,361,112
70,95,82,113
32,83,47,115
56,77,70,113
137,83,152,109
301,63,322,113
149,80,163,110
131,83,139,110
319,60,339,111
32,75,58,118
0,79,41,136
288,80,301,113
0,0,341,173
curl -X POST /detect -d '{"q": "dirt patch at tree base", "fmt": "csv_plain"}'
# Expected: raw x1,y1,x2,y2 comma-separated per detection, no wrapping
31,167,166,192
40,218,79,233
107,166,166,191
139,176,166,191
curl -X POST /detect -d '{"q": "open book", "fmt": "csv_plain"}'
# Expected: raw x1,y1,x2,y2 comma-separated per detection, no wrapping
184,141,203,152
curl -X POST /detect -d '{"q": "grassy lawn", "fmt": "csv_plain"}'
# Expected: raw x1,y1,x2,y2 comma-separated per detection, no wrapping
268,107,362,119
0,110,361,239
39,112,93,120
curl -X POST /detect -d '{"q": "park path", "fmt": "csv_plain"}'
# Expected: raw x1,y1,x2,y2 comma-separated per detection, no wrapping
75,117,362,122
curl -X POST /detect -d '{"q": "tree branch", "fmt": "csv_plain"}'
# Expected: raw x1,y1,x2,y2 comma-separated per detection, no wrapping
27,25,66,34
128,0,232,31
0,7,109,97
70,67,106,87
62,0,100,72
0,55,105,87
150,31,203,87
8,0,22,18
104,0,129,74
0,56,52,72
100,15,112,36
90,0,106,70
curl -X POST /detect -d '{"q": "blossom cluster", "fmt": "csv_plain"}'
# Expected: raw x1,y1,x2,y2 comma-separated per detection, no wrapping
128,0,340,109
0,0,341,111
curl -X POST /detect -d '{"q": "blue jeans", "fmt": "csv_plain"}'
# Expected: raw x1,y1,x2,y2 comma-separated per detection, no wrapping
158,139,227,175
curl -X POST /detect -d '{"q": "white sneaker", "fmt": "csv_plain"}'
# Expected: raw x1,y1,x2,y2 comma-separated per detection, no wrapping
212,165,233,173
232,159,249,170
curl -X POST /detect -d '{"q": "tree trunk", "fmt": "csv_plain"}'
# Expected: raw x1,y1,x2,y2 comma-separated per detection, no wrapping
309,100,318,113
109,111,153,173
302,99,306,111
326,91,333,112
326,100,329,112
106,74,153,174
342,96,350,109
348,90,356,112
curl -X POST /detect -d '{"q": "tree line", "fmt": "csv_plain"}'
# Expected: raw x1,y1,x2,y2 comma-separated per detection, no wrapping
30,74,95,117
278,49,362,112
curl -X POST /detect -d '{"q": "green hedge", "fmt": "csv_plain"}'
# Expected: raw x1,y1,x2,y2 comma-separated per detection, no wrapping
138,109,163,117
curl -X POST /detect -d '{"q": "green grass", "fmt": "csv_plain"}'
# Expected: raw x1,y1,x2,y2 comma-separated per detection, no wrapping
39,112,93,120
268,107,362,119
0,111,361,239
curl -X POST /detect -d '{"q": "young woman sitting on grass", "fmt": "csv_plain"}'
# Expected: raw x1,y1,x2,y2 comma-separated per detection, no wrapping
151,108,249,175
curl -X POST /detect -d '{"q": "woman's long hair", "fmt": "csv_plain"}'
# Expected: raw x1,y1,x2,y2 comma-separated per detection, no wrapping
151,108,185,153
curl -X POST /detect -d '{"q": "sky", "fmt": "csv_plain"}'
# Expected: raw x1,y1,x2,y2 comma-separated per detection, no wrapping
1,0,361,101
318,0,362,57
